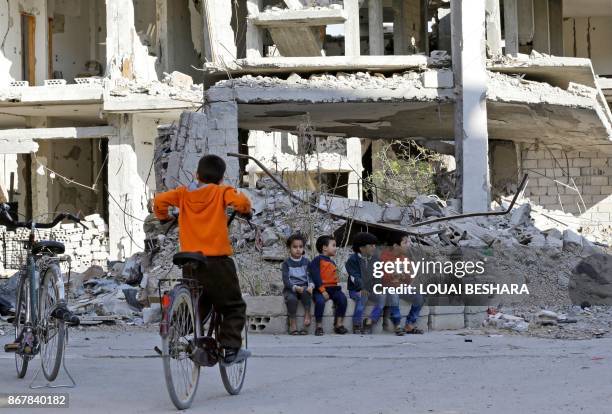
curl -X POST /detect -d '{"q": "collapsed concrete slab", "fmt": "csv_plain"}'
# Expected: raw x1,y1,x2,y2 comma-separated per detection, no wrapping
208,70,612,153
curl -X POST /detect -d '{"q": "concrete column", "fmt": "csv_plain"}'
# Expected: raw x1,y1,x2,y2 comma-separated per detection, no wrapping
34,0,49,83
393,0,421,55
532,0,550,54
107,114,147,261
26,116,48,218
485,0,502,57
548,0,563,56
451,0,490,213
106,0,135,78
517,0,534,47
202,0,237,65
246,0,263,59
344,0,361,56
205,102,240,186
368,0,384,55
503,0,519,56
156,0,170,74
346,137,363,200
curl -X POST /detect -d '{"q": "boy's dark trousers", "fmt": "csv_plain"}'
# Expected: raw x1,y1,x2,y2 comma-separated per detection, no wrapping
312,286,347,323
186,256,246,350
283,288,312,317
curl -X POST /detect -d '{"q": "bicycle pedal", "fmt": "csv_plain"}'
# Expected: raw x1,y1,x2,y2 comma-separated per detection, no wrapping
153,346,162,355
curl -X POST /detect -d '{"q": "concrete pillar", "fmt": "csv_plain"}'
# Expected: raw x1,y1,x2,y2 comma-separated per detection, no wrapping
503,0,519,56
34,0,49,83
485,0,502,57
451,0,490,213
344,0,361,56
368,0,384,55
107,114,147,261
548,0,563,56
393,0,422,55
532,0,550,54
517,0,534,47
106,0,135,78
346,137,363,200
26,117,49,218
156,0,170,74
205,102,240,186
246,0,263,59
202,0,237,65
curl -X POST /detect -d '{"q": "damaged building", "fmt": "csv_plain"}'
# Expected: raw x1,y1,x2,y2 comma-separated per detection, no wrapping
0,0,612,274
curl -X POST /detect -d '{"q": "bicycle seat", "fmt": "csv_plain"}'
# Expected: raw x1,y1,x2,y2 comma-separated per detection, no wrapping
32,240,65,255
173,252,207,268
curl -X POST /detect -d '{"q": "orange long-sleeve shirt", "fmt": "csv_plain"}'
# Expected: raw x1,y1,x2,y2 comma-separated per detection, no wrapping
153,184,251,256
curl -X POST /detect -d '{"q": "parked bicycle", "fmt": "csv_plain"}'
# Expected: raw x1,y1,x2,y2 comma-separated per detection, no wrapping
2,204,84,382
156,211,250,410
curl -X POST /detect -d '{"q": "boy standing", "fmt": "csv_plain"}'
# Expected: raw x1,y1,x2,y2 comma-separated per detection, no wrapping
153,154,252,363
309,235,348,336
345,232,378,334
282,233,313,335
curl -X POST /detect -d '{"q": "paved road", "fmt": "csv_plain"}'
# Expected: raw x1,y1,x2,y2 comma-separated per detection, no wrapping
1,327,611,413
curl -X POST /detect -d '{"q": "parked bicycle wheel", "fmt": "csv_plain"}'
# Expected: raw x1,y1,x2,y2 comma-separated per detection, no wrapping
219,322,248,395
162,286,200,410
39,264,65,381
14,273,30,378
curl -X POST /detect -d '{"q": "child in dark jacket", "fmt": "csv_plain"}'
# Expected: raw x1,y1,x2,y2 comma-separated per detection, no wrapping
309,235,348,336
345,232,378,334
281,233,313,335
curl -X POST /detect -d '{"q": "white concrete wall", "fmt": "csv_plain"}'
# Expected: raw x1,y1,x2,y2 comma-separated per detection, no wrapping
563,16,612,76
0,0,49,86
107,113,158,260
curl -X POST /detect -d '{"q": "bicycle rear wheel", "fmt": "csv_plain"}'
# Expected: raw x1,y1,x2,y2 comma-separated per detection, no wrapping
162,286,200,410
14,274,30,378
219,322,248,395
39,264,65,381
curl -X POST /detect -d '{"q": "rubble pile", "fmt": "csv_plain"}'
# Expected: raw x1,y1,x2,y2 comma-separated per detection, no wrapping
108,72,204,103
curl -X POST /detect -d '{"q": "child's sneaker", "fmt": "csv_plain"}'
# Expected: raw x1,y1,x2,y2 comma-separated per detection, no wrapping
315,327,324,336
352,324,362,334
394,325,405,336
334,326,348,335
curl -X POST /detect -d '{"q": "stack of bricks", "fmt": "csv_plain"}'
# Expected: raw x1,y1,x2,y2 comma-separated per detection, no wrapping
521,147,612,225
0,213,110,272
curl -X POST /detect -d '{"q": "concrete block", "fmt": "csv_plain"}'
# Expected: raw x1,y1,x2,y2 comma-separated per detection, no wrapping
591,176,609,186
247,315,287,333
464,312,487,328
422,70,454,88
428,305,465,315
245,295,286,316
428,313,465,330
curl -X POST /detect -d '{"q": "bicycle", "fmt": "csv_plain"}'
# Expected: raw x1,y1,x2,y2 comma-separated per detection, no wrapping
156,211,250,410
2,204,85,382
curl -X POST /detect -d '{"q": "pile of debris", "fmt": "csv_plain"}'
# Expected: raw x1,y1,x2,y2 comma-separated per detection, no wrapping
108,71,203,103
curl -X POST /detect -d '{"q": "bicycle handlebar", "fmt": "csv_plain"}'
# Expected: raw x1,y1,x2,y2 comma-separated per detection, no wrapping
0,204,87,230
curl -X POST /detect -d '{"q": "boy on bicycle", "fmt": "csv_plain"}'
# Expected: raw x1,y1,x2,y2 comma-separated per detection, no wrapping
154,154,252,364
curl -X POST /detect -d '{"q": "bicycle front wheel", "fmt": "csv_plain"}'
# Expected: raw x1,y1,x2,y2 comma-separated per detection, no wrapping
162,286,200,410
220,322,248,395
14,273,30,378
39,264,65,381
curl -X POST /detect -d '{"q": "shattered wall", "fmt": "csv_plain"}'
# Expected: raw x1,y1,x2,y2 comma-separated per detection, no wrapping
521,146,612,226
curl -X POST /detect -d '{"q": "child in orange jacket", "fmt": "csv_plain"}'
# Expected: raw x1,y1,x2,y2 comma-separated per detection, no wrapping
154,154,251,363
309,235,348,336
